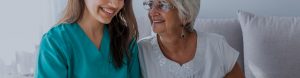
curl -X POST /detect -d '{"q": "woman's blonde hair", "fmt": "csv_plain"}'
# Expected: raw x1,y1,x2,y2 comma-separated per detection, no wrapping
58,0,138,68
170,0,201,32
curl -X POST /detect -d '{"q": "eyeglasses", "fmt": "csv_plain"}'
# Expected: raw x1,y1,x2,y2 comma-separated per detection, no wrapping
143,0,175,12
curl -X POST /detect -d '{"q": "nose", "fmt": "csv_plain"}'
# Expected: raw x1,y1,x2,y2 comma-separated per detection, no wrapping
149,7,160,17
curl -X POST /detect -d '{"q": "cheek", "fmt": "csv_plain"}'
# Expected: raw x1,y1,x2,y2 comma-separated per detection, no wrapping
148,13,152,23
152,24,167,33
163,13,182,32
121,2,125,8
85,0,99,14
95,0,108,5
164,14,175,26
166,13,181,25
116,1,125,12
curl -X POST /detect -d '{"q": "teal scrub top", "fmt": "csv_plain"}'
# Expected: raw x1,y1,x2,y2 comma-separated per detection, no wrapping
35,23,141,78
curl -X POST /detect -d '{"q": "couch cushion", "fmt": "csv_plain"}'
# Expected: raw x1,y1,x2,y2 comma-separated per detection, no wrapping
238,11,300,78
194,18,244,70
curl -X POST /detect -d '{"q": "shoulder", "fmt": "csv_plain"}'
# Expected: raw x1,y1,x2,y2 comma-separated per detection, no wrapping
197,31,226,43
42,23,79,45
196,31,239,73
39,23,76,56
128,37,139,54
45,23,76,37
138,34,156,45
196,31,233,55
137,35,158,59
137,35,156,49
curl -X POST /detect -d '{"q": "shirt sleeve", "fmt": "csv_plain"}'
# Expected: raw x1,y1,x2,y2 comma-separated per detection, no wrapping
219,37,239,74
128,38,142,78
35,33,68,78
137,42,147,78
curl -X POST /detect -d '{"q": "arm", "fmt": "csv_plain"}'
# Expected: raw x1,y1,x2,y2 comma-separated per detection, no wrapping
128,39,142,78
35,34,68,78
224,63,244,78
218,36,244,78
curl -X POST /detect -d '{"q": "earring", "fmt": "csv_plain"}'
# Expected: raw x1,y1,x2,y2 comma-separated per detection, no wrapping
181,26,185,38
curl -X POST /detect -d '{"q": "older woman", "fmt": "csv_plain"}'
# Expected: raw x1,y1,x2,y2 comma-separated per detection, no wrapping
138,0,244,78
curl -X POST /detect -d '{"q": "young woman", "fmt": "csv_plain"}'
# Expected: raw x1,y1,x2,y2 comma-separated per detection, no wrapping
35,0,140,78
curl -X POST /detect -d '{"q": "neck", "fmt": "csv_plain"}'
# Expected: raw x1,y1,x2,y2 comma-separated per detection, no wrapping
158,30,193,53
77,9,104,48
78,9,104,37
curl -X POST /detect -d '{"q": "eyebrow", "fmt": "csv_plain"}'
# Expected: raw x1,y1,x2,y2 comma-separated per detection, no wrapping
149,0,169,3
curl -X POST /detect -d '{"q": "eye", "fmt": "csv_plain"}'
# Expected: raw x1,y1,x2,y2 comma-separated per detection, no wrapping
159,1,171,10
114,0,124,2
143,1,153,10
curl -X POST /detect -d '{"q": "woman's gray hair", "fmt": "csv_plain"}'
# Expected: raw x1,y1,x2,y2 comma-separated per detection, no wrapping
170,0,201,32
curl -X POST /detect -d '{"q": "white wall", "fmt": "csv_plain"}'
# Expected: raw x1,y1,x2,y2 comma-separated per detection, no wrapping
0,0,66,77
199,0,300,18
0,0,67,68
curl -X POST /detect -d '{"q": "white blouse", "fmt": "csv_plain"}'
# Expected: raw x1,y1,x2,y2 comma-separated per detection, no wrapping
138,31,239,78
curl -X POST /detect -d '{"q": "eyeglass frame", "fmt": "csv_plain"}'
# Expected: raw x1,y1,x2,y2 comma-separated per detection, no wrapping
143,0,176,12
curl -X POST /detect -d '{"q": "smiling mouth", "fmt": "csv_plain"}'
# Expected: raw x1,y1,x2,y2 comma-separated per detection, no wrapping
100,7,116,17
152,20,165,24
151,20,165,27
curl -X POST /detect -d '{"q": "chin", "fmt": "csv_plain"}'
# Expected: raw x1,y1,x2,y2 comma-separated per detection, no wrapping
152,28,164,34
152,30,159,33
152,25,166,34
98,18,112,24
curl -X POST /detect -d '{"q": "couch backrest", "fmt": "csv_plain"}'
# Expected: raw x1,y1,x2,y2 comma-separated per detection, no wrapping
194,18,244,70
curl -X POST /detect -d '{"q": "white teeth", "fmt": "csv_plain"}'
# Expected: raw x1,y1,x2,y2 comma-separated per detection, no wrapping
103,8,114,14
153,21,164,23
